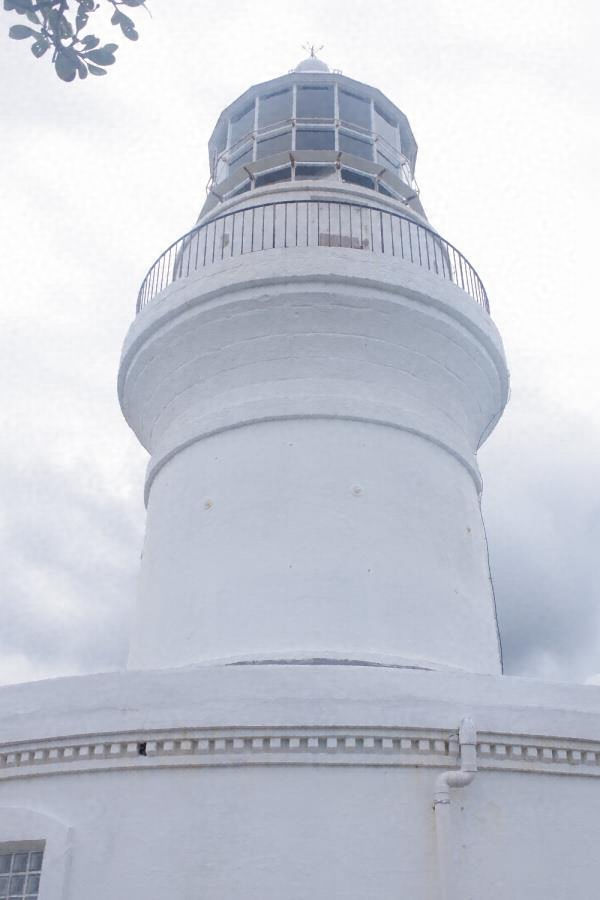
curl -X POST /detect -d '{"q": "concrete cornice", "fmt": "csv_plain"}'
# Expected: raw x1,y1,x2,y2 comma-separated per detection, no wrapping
120,250,506,398
118,252,508,506
2,724,600,782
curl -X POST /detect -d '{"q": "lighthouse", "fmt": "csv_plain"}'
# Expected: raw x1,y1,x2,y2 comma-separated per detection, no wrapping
120,53,509,675
1,55,599,900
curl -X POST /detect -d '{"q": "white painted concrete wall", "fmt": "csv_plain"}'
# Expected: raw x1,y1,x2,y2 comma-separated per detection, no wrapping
1,666,599,900
120,242,508,673
133,419,499,671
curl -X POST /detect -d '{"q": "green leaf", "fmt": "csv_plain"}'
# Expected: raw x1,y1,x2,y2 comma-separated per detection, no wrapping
112,9,135,28
5,0,33,9
59,16,73,37
5,0,34,12
87,63,106,76
84,46,117,66
46,8,62,31
8,23,36,38
121,0,145,5
76,57,88,79
30,38,49,57
103,43,118,52
54,49,78,82
122,24,138,40
75,8,88,30
81,34,100,48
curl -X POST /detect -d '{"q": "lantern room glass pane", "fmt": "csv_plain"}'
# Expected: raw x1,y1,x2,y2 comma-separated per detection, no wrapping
214,127,227,157
339,132,373,160
377,148,400,171
374,104,398,149
342,168,375,189
230,144,253,169
215,156,228,182
399,161,412,183
295,164,337,180
339,90,371,130
258,89,292,127
256,130,292,159
295,129,335,150
296,85,334,119
255,167,292,188
230,101,255,146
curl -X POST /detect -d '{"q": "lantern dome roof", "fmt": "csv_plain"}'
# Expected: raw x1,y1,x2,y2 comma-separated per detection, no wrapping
294,54,330,73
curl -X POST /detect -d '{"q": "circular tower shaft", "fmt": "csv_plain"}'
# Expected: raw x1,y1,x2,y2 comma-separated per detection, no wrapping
120,188,508,673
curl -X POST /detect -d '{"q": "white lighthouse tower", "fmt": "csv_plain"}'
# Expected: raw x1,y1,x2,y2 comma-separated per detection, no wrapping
121,52,508,676
1,55,600,900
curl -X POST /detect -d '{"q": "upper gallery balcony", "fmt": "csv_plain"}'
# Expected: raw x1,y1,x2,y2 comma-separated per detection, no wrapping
135,197,489,315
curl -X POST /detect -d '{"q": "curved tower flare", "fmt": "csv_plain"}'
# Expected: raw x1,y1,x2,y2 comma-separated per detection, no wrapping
119,55,509,674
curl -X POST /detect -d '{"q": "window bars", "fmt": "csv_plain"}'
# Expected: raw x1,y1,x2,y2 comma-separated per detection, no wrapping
0,848,43,899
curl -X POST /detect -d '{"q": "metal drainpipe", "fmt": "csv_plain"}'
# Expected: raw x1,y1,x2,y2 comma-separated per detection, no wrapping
433,717,478,900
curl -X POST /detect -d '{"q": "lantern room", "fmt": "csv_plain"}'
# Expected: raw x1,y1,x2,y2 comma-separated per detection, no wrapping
201,55,424,216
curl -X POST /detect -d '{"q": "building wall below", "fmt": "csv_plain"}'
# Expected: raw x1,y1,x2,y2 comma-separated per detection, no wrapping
0,666,599,900
3,763,597,900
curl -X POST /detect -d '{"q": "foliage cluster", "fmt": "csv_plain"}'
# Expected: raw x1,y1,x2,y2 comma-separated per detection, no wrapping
5,0,147,81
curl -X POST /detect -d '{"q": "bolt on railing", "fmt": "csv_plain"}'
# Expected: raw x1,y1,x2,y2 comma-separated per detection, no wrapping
136,199,489,314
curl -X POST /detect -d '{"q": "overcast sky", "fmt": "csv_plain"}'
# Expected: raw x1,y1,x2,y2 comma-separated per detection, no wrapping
1,0,599,686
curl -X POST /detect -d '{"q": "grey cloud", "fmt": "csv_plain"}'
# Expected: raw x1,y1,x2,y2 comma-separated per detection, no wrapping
483,417,600,682
1,456,142,680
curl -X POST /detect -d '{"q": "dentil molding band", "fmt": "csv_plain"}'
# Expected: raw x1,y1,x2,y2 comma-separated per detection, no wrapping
2,726,600,780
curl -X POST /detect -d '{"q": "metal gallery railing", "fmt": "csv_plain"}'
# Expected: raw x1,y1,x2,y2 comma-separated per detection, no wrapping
136,199,489,314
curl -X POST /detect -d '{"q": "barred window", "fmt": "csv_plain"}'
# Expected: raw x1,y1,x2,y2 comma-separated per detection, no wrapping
0,846,44,899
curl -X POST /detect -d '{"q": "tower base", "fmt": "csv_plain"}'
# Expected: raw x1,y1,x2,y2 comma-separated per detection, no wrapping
1,664,599,899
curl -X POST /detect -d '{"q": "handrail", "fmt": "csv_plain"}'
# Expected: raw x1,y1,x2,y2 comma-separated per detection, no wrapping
136,199,489,314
